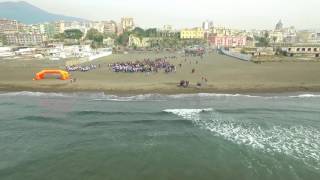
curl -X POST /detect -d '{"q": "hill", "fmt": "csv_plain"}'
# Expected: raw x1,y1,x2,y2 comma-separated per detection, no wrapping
0,1,86,24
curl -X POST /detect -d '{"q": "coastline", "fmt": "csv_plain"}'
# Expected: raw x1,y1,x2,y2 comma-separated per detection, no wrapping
1,52,320,96
1,83,320,95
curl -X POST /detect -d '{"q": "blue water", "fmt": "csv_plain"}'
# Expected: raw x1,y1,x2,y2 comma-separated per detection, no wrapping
0,92,320,180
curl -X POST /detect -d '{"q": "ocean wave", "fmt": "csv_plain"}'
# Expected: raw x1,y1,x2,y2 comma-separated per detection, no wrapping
0,91,71,98
18,116,64,123
0,102,16,106
202,119,320,170
97,93,320,101
82,119,189,127
92,93,167,102
91,98,166,102
289,94,320,98
70,110,167,116
215,108,320,114
163,108,213,122
1,91,320,100
167,108,320,170
163,108,213,114
168,93,261,98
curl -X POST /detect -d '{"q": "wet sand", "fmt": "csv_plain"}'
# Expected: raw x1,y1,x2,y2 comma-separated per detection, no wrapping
1,52,320,94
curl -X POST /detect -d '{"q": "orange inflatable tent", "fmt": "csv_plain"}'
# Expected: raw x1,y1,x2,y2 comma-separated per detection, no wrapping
34,70,70,80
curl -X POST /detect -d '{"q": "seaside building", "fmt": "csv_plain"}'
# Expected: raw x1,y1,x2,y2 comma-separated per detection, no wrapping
54,21,88,34
55,21,66,33
296,30,315,43
103,37,115,47
269,31,284,43
282,26,297,43
157,25,179,38
64,21,88,33
207,34,247,48
163,25,173,32
0,19,19,34
206,26,247,47
270,21,298,44
121,17,135,31
275,20,283,31
103,21,117,34
39,23,57,39
17,23,32,33
128,34,150,48
117,23,124,35
0,47,15,57
202,20,213,31
282,44,320,58
5,33,45,46
91,21,105,33
303,31,320,44
180,28,204,39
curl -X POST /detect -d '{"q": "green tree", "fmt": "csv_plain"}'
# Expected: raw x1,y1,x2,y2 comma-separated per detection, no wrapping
116,31,130,46
64,29,83,40
86,29,104,43
272,36,277,43
145,28,157,37
0,34,7,45
54,33,65,41
131,27,145,37
255,32,270,47
104,32,117,39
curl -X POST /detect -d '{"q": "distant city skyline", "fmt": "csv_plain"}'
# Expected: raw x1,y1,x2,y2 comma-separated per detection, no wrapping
0,0,320,30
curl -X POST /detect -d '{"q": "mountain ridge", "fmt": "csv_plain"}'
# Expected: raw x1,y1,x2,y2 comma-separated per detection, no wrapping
0,1,87,24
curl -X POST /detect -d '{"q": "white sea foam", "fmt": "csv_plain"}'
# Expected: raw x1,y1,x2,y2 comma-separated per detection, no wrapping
1,92,320,100
166,108,320,170
91,93,262,102
91,93,166,102
163,108,213,123
289,94,320,98
168,93,261,98
100,93,320,100
0,91,70,97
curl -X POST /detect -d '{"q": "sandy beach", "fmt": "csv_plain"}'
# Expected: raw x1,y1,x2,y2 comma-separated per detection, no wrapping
1,51,320,94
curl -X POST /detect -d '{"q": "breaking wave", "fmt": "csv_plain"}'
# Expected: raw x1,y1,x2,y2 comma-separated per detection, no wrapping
289,94,320,98
168,93,261,98
1,92,320,100
165,108,320,170
163,108,213,120
0,91,72,97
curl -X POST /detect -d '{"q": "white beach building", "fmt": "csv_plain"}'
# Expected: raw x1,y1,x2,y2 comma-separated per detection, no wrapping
0,47,15,57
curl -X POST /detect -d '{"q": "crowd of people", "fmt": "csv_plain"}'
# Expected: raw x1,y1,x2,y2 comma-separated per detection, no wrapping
109,57,176,73
66,64,97,72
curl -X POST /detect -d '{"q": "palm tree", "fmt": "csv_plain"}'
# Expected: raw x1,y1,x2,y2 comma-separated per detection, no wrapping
272,36,277,51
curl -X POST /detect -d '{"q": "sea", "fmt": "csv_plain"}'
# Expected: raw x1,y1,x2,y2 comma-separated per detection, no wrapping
0,92,320,180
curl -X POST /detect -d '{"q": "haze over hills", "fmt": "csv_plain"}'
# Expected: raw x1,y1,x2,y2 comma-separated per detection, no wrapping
0,1,86,24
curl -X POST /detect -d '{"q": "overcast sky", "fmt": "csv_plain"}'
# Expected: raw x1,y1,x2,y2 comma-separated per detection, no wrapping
2,0,320,30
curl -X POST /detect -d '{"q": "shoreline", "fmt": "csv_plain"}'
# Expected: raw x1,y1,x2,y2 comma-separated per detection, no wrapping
2,52,320,96
1,83,320,95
